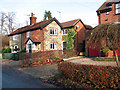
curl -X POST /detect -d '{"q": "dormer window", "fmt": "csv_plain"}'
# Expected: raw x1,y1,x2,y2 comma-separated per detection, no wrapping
106,12,110,15
27,31,30,38
115,3,120,14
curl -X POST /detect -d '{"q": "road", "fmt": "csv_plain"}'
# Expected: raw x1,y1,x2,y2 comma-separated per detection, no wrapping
2,65,57,88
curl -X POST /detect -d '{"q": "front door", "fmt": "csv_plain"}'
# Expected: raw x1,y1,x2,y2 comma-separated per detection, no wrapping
28,44,32,53
63,42,66,50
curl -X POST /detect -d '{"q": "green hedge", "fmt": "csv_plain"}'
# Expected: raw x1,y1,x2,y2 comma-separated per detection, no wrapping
2,53,20,60
58,62,120,89
95,57,120,61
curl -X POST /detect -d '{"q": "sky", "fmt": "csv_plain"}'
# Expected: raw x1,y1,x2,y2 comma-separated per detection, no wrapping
0,0,106,28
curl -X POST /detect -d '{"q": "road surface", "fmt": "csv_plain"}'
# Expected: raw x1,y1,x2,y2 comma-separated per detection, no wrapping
2,65,57,88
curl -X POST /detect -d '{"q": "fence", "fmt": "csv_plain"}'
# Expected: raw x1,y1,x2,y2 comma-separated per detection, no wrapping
20,49,78,66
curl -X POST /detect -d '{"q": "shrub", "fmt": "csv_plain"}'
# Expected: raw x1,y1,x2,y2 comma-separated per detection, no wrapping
2,48,11,53
18,48,26,53
58,62,120,89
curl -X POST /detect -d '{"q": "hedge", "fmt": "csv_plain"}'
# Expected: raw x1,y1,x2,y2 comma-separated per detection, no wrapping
58,62,120,88
2,53,20,60
95,57,120,61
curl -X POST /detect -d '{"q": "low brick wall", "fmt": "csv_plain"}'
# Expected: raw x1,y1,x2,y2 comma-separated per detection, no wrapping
20,49,78,66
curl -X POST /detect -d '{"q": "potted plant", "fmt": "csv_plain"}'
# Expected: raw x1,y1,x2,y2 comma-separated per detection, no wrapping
102,48,109,57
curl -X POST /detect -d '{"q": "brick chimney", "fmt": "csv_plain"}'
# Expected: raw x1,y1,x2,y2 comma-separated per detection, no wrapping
30,13,37,25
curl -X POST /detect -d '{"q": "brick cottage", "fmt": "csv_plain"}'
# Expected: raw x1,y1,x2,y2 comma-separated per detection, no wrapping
8,13,92,54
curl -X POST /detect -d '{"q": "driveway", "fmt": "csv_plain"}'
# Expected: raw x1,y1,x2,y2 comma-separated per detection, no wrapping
66,57,117,66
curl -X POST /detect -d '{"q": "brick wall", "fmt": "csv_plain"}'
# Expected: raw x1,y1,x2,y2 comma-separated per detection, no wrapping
74,21,86,52
98,3,120,25
44,21,63,51
22,29,44,51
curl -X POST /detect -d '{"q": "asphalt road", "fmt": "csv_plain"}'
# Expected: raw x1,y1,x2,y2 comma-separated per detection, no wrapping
2,65,57,89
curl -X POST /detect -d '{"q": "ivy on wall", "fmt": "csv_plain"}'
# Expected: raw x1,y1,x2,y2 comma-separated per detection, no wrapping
62,27,77,49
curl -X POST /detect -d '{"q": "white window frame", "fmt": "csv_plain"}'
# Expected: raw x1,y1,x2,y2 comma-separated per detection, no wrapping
115,3,120,14
27,31,30,38
50,28,57,35
14,45,18,49
106,12,110,15
62,29,68,35
34,43,41,50
13,35,17,40
50,43,57,50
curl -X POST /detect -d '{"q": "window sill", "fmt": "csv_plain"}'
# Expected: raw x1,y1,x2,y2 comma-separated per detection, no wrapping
50,49,57,50
115,13,120,15
50,34,58,36
13,39,17,41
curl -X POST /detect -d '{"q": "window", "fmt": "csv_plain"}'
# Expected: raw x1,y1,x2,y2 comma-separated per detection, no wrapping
105,18,108,21
50,43,57,50
76,25,79,29
14,45,19,51
13,35,17,40
50,28,57,35
27,31,30,38
63,29,68,35
115,3,120,14
35,43,41,50
106,12,110,15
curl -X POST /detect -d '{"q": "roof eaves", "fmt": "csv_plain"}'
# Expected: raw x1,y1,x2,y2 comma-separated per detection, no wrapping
73,19,80,26
41,17,63,29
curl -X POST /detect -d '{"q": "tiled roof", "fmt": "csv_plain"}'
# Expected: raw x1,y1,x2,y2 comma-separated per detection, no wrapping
25,37,41,44
61,19,80,28
97,0,119,12
85,25,93,30
9,18,93,36
8,18,62,36
61,19,93,30
30,37,40,43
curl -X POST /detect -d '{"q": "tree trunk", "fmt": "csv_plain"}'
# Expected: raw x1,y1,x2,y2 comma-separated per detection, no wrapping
114,50,119,67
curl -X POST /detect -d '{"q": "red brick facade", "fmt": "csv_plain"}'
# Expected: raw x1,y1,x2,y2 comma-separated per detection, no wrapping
22,29,44,51
89,1,120,57
74,21,86,50
97,3,120,25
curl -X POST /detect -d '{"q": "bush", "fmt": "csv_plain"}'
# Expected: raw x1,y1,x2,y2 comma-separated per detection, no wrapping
2,48,11,53
58,62,120,89
2,53,20,60
18,48,26,53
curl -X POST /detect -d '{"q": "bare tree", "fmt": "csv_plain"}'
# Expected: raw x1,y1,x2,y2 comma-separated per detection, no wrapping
0,12,16,35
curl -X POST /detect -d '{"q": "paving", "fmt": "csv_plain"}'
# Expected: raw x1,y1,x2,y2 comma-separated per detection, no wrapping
65,57,117,67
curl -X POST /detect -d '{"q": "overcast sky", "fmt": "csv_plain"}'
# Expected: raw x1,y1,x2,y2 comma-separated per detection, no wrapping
0,0,106,28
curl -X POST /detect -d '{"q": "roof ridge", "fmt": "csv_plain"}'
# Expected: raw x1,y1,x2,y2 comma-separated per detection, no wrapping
61,19,80,24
